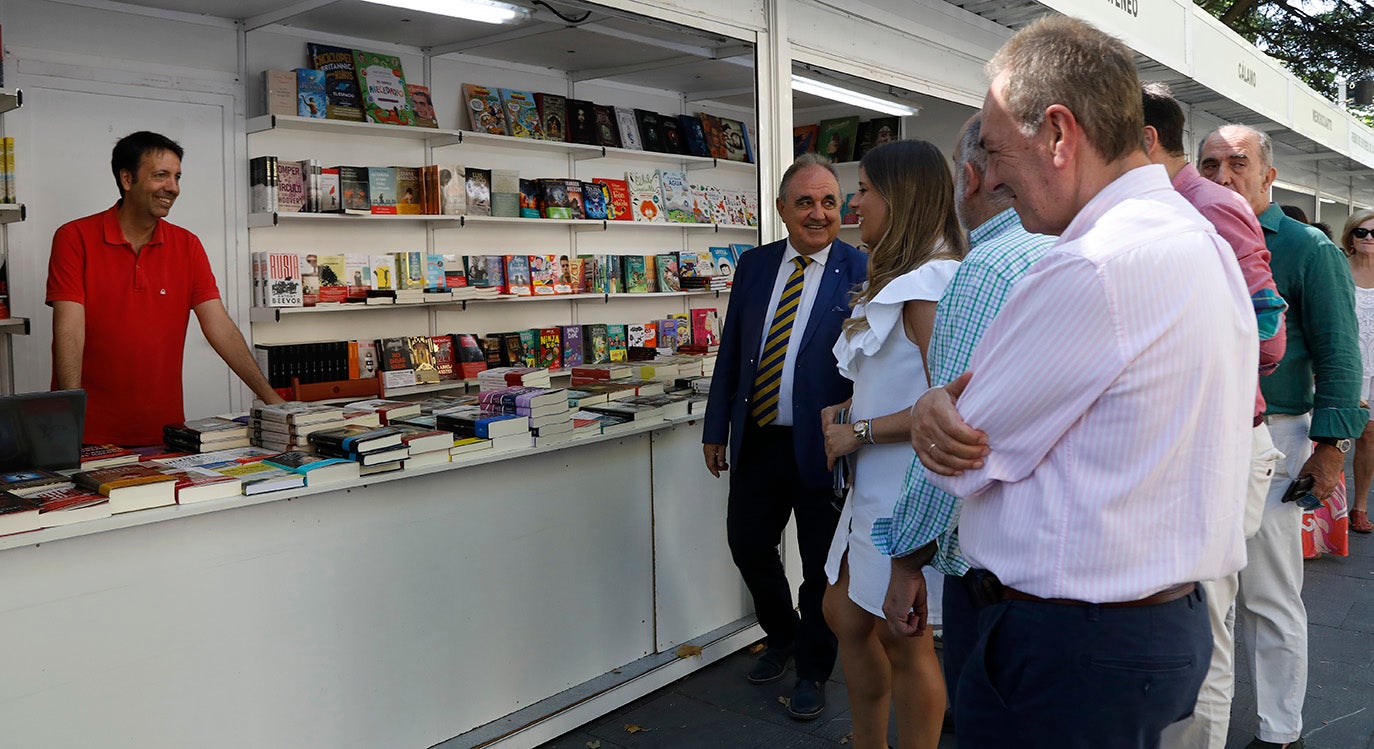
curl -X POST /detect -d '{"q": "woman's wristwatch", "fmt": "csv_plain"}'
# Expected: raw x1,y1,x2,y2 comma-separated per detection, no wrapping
852,419,875,445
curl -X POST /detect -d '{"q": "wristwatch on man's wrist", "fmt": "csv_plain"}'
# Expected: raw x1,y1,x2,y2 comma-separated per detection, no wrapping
852,419,874,445
1314,436,1353,453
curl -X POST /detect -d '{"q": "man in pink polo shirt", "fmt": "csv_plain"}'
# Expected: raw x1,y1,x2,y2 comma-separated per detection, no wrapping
46,131,283,445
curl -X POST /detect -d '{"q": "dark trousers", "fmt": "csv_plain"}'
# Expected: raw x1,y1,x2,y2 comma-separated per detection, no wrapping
726,421,839,682
945,573,1211,748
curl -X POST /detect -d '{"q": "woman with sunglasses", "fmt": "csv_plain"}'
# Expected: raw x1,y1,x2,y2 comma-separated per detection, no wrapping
820,139,966,749
1343,208,1374,534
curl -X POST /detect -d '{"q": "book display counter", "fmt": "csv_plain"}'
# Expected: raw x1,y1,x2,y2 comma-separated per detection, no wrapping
0,414,755,748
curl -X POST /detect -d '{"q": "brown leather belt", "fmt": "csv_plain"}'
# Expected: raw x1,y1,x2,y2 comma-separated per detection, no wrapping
1001,582,1196,609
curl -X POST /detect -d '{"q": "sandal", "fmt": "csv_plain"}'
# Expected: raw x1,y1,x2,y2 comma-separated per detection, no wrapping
1352,509,1373,534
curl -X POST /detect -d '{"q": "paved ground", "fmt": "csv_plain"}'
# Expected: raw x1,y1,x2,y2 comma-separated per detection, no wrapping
540,529,1373,749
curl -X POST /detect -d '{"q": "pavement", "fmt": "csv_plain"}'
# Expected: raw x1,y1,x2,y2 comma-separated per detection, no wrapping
539,529,1373,749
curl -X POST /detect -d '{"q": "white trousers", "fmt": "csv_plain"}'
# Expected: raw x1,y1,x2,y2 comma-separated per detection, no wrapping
1163,423,1281,749
1238,413,1310,744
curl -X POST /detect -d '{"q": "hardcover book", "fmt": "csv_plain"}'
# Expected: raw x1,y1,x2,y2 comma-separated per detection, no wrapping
581,181,609,220
338,165,370,214
538,178,580,220
697,113,730,159
277,160,306,213
561,325,583,368
593,105,622,148
606,324,628,362
295,68,327,119
659,115,684,155
592,178,632,221
455,333,487,379
537,328,562,370
465,167,492,216
717,116,752,162
621,255,649,293
626,171,665,222
678,114,711,157
655,253,681,292
817,115,861,163
529,255,559,296
498,89,543,139
407,83,438,128
657,169,693,223
306,43,364,121
503,255,532,296
614,107,643,150
534,92,568,142
348,48,412,125
794,123,819,157
584,323,609,365
519,179,542,218
633,109,664,153
567,99,599,145
462,83,507,135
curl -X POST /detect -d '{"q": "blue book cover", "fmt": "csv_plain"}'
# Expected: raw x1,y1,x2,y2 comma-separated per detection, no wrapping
368,166,397,214
296,69,328,119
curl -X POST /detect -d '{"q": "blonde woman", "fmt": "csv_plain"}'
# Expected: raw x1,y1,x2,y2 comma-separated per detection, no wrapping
1344,207,1374,534
820,140,966,749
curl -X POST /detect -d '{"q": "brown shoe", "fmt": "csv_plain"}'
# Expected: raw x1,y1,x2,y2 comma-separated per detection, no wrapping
1351,509,1373,534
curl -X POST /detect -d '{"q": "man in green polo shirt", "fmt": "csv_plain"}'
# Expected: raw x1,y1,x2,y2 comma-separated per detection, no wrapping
1199,124,1365,749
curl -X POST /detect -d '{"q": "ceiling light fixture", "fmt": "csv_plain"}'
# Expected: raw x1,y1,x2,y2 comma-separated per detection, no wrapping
359,0,528,25
791,75,919,117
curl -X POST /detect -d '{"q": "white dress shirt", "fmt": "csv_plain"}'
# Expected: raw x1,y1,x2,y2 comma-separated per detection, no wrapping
756,240,832,427
929,165,1256,602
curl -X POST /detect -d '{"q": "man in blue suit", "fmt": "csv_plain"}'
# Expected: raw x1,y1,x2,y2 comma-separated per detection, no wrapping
703,153,867,720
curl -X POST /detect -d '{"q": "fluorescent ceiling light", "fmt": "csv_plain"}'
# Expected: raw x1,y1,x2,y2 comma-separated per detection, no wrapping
791,75,919,117
360,0,528,25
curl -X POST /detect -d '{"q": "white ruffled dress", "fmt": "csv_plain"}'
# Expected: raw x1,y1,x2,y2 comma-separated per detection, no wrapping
824,260,959,619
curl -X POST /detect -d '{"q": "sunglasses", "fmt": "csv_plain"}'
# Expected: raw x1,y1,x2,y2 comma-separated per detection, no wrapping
1354,228,1374,239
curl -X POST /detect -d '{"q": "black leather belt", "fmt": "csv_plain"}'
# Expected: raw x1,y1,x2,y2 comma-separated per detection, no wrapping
1001,582,1197,609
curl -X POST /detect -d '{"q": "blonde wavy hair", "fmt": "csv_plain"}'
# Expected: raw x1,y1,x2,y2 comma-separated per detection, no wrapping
845,139,967,334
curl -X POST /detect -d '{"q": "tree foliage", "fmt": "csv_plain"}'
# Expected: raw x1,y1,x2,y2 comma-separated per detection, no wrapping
1194,0,1374,127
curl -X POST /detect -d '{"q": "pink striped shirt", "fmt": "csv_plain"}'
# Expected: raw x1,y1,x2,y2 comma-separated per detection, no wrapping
929,165,1255,602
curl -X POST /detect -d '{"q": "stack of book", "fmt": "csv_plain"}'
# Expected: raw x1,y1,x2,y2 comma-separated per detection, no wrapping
478,386,572,447
308,425,409,475
163,417,251,454
71,464,179,514
343,398,421,425
391,411,492,459
77,444,142,470
156,447,293,496
262,451,361,487
0,469,112,532
391,422,456,469
432,405,531,452
478,366,551,390
249,402,350,452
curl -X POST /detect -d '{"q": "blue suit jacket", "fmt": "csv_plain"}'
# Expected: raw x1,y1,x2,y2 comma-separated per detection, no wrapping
703,238,867,488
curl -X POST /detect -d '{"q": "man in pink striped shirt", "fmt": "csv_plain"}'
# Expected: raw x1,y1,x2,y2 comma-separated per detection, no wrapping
909,17,1257,747
1143,82,1287,749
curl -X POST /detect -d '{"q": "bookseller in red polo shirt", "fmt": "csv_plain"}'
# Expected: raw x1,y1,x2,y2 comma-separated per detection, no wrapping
46,131,283,445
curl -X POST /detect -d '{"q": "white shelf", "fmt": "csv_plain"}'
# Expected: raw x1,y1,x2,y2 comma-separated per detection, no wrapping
455,129,756,173
0,317,29,335
381,379,470,398
246,114,461,146
248,211,462,228
0,89,20,116
0,204,25,225
250,289,728,321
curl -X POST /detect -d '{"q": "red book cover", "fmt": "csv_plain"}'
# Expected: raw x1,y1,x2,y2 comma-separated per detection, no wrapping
592,178,633,221
538,327,562,370
691,308,720,346
432,334,458,381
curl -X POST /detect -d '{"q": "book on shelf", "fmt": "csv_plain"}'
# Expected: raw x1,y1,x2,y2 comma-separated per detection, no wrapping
407,84,438,128
32,486,113,527
155,467,243,504
710,247,736,278
621,255,649,293
433,406,528,439
626,171,665,222
306,43,365,122
212,462,305,494
528,255,557,296
431,334,458,381
503,255,532,296
393,166,422,215
592,178,632,221
698,113,729,159
817,115,861,163
534,92,567,142
453,333,487,378
536,328,562,370
567,99,598,145
679,114,712,157
320,166,341,212
579,180,609,221
339,165,370,214
517,330,539,367
498,89,543,139
593,104,622,148
491,169,520,218
633,109,663,153
316,254,347,303
437,164,466,215
659,115,684,154
614,107,642,150
71,464,178,514
518,179,541,218
794,123,820,157
391,424,454,455
295,68,327,119
582,324,610,365
309,424,405,454
367,166,397,215
462,83,507,135
658,169,693,223
79,444,141,470
465,167,491,216
249,155,278,214
353,49,416,126
262,69,297,117
263,451,360,486
691,308,721,346
606,324,628,362
713,116,751,162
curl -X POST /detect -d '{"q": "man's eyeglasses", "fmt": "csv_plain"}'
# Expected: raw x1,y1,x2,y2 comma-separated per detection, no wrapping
1353,227,1374,239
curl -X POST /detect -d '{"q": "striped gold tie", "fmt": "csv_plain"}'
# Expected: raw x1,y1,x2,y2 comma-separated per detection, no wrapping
751,255,813,426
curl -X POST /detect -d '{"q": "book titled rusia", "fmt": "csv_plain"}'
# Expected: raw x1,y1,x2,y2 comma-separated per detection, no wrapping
306,43,364,121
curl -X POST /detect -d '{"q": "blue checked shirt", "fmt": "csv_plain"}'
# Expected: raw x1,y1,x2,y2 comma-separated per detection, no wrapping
870,208,1057,574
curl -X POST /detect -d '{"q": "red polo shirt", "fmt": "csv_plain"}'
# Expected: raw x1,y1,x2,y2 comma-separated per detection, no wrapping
47,203,221,445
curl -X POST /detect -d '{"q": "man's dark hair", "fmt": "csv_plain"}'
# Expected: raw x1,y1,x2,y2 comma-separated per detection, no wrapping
111,131,184,197
1280,204,1309,224
1140,82,1186,157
